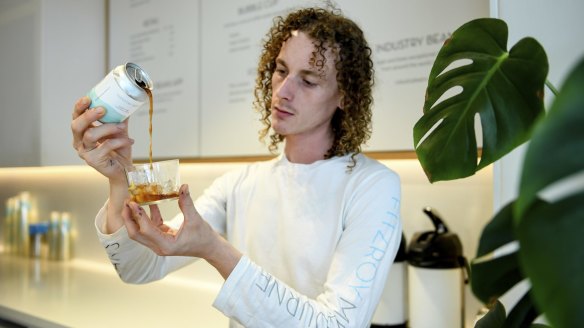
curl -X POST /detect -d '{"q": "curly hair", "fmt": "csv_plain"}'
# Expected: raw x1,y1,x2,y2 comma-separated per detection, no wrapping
253,5,374,168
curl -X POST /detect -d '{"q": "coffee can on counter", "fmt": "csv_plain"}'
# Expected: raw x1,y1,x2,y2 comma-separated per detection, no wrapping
87,62,153,123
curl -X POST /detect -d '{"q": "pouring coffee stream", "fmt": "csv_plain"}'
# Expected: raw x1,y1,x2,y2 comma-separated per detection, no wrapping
135,78,154,167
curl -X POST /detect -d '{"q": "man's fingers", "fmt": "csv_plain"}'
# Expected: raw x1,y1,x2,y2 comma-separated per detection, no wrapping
72,96,91,118
149,204,164,226
73,106,104,128
78,138,133,167
74,123,130,156
124,201,176,255
122,201,141,237
178,184,198,220
71,107,105,151
124,201,157,243
130,202,153,230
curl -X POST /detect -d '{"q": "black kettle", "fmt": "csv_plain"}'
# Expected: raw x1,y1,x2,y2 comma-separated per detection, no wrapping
408,207,466,269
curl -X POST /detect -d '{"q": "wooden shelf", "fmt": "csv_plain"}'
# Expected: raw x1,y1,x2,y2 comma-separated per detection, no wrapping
134,151,419,164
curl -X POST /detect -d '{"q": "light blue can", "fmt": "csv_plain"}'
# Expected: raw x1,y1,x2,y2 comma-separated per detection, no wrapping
87,62,153,123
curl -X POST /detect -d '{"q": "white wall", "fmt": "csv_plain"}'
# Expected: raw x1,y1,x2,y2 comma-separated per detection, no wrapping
39,0,106,166
0,0,41,167
0,0,105,167
492,0,584,211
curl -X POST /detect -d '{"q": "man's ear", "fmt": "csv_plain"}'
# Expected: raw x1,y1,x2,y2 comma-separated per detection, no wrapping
338,95,345,110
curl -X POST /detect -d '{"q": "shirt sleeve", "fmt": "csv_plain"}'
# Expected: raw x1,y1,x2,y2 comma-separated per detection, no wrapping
94,200,197,284
93,166,240,283
213,169,402,328
193,167,245,236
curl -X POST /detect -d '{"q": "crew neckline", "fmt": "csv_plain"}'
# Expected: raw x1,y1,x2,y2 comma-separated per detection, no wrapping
277,152,355,169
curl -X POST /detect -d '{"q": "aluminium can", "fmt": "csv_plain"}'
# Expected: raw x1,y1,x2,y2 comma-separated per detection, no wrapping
87,62,153,123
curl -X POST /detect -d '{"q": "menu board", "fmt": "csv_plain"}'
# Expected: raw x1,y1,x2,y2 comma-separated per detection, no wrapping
108,0,200,160
109,0,488,158
199,0,322,156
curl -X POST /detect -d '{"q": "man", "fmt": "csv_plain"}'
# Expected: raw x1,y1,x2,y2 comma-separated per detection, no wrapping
71,6,401,328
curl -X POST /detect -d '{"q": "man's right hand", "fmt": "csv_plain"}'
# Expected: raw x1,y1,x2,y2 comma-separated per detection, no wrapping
71,96,134,183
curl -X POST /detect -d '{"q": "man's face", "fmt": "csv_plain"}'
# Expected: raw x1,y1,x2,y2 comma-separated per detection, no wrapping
270,31,342,141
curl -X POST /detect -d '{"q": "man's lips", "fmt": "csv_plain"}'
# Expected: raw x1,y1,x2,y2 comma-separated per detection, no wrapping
273,106,294,117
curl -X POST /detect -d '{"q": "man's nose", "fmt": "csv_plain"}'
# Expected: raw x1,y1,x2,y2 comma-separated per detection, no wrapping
275,76,295,101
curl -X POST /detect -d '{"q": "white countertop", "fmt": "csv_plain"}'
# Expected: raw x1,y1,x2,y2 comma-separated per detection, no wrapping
0,255,229,328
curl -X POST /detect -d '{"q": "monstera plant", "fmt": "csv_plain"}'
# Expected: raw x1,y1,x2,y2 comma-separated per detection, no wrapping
414,18,584,328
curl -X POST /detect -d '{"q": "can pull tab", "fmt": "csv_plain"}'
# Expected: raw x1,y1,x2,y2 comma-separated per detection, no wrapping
423,206,449,234
127,64,149,90
133,69,146,88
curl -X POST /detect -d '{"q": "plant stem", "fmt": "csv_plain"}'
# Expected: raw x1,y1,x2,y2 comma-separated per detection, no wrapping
545,79,559,97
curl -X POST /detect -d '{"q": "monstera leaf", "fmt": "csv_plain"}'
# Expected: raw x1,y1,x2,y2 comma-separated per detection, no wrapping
414,18,548,182
474,299,547,328
475,300,506,328
515,58,584,328
471,201,542,327
471,201,523,304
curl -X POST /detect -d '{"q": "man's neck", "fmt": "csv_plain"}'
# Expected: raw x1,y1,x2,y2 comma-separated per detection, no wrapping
284,134,332,164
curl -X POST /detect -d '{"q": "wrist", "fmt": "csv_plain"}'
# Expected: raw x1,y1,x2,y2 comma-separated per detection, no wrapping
109,179,130,204
104,179,130,234
205,234,242,280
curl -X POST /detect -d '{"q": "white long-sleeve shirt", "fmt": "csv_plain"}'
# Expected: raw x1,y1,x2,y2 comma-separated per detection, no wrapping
96,153,402,328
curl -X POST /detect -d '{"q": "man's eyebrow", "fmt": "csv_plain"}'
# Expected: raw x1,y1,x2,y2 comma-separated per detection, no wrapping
275,58,287,68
